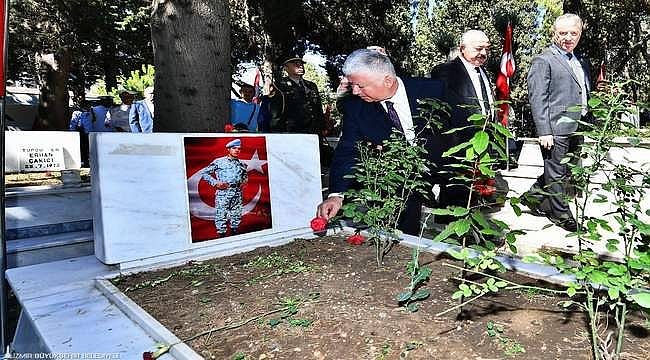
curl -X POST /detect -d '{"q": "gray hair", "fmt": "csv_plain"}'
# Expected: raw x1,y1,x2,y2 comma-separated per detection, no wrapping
460,30,489,47
552,13,583,32
342,49,396,77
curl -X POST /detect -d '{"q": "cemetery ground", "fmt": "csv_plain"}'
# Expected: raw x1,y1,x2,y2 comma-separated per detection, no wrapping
113,235,650,360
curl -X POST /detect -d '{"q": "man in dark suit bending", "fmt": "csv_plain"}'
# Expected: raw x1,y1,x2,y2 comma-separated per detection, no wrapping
316,49,445,235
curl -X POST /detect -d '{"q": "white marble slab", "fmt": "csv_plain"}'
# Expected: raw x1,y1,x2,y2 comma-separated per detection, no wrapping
5,131,81,173
91,133,322,265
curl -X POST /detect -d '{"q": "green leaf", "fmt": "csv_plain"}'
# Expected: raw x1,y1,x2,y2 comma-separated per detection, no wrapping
413,267,433,285
268,318,282,328
607,287,620,300
452,290,464,299
471,131,490,153
411,289,430,300
588,98,602,107
630,291,650,308
397,291,413,302
442,142,472,157
567,287,577,297
454,219,471,237
446,248,465,260
406,303,420,312
452,207,470,217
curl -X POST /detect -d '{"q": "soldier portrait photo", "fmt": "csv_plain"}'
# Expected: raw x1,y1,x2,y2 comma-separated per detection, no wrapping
184,136,272,242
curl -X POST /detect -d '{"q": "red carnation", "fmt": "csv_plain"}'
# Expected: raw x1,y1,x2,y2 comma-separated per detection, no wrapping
143,352,154,360
346,234,365,245
310,217,328,232
224,124,234,133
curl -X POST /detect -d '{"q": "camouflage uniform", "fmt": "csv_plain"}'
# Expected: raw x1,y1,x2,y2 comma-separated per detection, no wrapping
270,77,325,134
202,157,248,235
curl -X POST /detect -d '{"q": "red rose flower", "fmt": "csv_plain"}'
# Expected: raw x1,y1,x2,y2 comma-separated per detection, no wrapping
346,234,365,245
224,124,234,133
143,352,154,360
473,180,496,197
310,217,328,232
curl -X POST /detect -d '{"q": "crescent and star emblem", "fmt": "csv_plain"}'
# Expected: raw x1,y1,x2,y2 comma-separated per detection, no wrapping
188,149,268,221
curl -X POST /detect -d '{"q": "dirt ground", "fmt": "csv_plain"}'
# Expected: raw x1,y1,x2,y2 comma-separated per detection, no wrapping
114,236,650,360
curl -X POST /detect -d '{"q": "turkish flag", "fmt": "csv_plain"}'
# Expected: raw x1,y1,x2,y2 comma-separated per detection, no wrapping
496,22,515,126
597,61,606,82
184,136,272,242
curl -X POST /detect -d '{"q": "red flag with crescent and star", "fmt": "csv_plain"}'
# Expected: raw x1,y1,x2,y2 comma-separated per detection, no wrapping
184,136,272,242
496,22,515,126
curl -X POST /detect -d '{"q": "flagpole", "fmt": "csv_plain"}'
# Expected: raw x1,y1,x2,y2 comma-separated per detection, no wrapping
0,0,10,354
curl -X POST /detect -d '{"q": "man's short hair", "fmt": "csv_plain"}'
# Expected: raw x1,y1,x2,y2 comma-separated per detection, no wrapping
552,13,583,32
460,30,489,47
342,49,396,78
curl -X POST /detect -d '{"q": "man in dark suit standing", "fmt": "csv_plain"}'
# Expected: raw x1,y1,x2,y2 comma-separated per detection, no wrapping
523,14,590,232
430,30,494,217
316,49,444,235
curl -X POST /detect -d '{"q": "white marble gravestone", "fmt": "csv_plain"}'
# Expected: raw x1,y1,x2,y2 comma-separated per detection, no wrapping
91,133,323,268
4,131,81,173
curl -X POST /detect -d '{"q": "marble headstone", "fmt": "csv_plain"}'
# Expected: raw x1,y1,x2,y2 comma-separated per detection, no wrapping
91,133,323,268
5,131,81,173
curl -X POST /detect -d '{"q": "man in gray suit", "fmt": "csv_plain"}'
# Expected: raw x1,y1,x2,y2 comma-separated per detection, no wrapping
523,14,591,232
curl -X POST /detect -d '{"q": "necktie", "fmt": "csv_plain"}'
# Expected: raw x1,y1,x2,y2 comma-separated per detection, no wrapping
385,101,403,132
475,67,490,117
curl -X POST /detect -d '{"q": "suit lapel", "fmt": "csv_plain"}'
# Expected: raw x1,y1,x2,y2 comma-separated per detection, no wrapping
549,47,580,85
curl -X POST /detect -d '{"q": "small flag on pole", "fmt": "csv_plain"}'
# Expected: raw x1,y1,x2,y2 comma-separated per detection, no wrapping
252,68,262,104
597,61,606,83
496,22,515,126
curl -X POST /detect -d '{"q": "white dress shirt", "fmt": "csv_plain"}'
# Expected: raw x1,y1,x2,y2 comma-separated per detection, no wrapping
379,77,415,142
459,56,494,116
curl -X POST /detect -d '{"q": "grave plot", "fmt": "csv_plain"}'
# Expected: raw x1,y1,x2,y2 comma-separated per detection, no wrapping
109,234,650,360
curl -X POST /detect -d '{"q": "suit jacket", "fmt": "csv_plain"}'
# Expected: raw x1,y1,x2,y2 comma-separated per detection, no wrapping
129,100,154,133
329,77,445,193
527,45,591,136
430,56,491,143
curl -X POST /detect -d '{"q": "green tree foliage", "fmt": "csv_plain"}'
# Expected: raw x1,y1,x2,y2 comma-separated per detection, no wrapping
563,0,650,104
8,0,152,129
426,0,540,135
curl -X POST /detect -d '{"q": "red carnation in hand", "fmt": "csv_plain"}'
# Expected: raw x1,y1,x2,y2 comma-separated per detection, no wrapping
143,352,154,360
310,216,328,232
224,124,234,133
346,234,365,245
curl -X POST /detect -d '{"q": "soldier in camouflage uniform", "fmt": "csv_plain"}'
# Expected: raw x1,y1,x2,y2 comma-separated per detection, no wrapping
269,55,326,134
201,139,248,236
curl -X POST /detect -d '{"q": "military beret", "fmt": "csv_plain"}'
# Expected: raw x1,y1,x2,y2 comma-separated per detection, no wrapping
226,139,242,148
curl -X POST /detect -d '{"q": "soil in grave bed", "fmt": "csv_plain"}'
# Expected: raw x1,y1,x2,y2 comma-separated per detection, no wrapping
113,236,650,360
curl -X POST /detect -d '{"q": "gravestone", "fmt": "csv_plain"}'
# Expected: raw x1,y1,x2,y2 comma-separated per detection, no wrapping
5,131,82,173
90,133,323,269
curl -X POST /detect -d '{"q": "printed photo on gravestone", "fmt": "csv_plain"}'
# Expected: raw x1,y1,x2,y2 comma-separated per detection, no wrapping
184,136,272,242
19,146,65,172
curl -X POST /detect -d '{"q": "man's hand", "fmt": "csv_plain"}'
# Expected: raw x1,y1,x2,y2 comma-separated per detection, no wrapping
317,196,343,220
539,135,554,149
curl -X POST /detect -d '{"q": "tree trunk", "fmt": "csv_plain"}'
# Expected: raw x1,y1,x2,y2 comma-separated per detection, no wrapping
34,50,72,130
151,0,231,132
102,40,119,92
